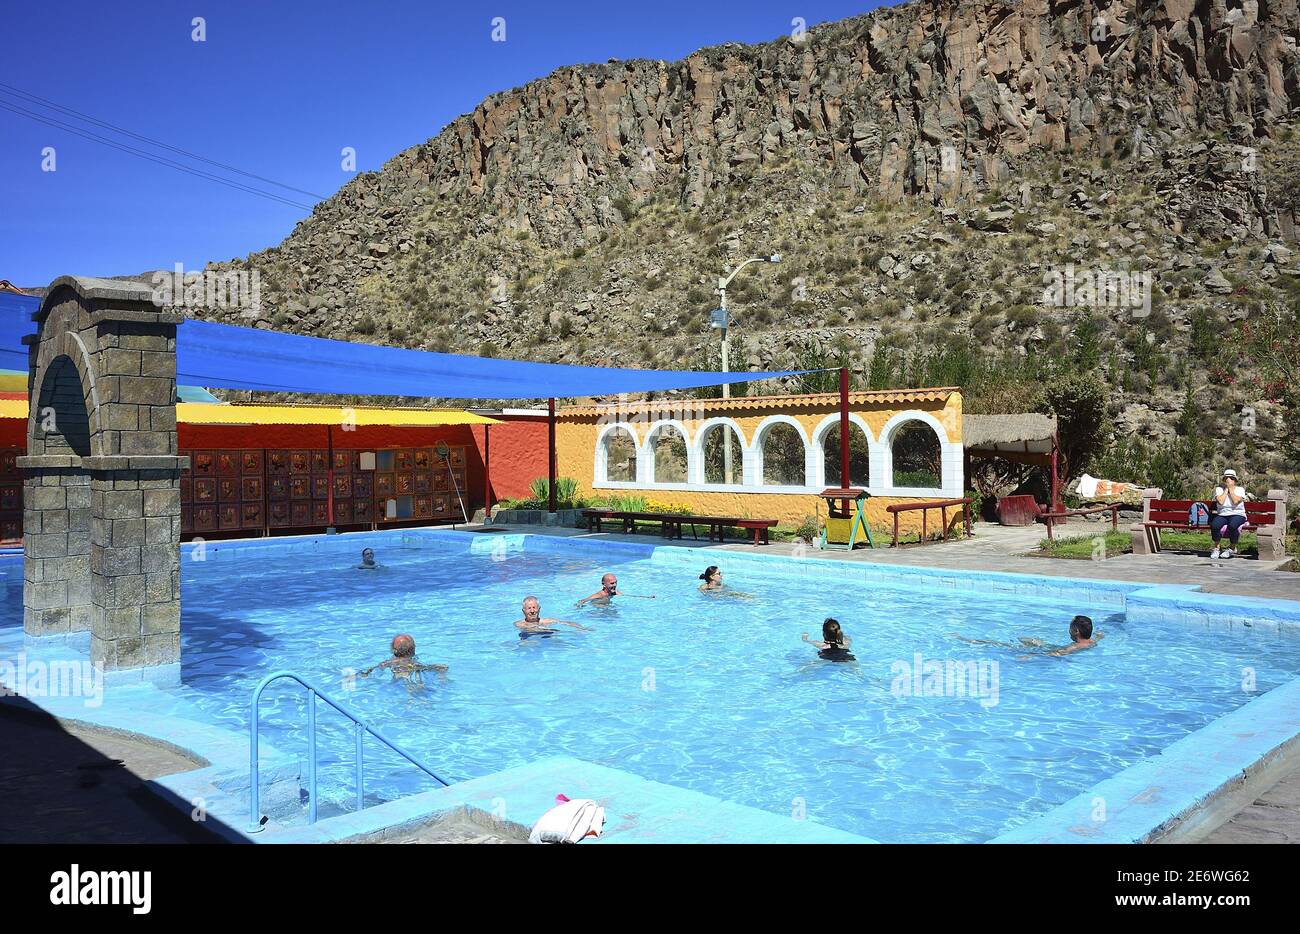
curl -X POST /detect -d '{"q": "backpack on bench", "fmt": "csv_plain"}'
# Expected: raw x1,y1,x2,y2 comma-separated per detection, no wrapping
1188,502,1211,527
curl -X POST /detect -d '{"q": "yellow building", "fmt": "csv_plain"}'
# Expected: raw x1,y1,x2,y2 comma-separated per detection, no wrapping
556,387,965,534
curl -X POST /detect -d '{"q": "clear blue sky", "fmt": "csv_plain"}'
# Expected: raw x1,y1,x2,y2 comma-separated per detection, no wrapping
2,0,885,286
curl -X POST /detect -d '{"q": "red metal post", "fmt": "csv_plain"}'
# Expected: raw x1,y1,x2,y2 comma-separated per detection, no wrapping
483,425,492,518
262,447,270,537
1050,433,1060,513
839,366,850,509
548,398,557,513
326,425,335,528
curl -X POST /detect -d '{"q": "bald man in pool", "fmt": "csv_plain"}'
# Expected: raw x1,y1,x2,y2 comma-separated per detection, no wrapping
359,634,447,683
515,596,591,637
576,572,622,607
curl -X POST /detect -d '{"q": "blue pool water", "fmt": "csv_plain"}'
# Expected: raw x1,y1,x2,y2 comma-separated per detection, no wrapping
5,533,1300,842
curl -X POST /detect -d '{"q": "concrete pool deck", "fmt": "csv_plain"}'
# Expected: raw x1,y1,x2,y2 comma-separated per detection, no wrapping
484,520,1300,602
0,696,227,844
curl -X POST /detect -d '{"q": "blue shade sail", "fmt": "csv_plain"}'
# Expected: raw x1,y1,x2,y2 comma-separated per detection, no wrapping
1,293,800,400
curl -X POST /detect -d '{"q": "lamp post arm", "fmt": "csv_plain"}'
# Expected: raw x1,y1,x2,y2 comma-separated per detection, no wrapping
720,257,770,291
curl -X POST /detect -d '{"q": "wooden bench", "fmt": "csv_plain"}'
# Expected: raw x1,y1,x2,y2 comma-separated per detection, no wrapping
582,509,777,545
1131,488,1289,557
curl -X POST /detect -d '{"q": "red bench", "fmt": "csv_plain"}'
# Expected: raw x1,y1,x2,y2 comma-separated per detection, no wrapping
1131,489,1289,558
582,509,777,545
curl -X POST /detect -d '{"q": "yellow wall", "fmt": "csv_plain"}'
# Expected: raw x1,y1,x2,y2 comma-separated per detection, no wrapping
554,390,965,537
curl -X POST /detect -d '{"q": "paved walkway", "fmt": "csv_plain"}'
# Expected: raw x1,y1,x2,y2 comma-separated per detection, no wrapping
356,808,527,844
490,518,1300,601
0,696,228,844
1199,764,1300,844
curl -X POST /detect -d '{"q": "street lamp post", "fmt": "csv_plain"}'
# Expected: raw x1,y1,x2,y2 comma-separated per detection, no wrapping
716,254,781,400
714,254,780,483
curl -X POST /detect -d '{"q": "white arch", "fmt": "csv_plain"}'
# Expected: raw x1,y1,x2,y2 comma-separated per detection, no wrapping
691,417,748,485
751,415,813,488
810,412,876,447
877,410,962,495
640,419,694,485
593,422,640,485
877,409,951,446
810,412,875,488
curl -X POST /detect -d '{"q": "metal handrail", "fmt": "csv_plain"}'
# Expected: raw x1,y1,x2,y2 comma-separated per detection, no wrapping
248,670,450,833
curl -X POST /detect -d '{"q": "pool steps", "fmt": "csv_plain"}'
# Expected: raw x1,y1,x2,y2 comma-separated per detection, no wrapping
248,669,450,830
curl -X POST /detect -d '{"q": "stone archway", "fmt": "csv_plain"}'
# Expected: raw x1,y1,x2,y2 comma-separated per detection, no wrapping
20,276,188,673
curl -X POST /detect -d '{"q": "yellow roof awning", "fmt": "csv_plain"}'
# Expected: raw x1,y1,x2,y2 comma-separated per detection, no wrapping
178,403,501,426
0,372,25,392
0,399,500,427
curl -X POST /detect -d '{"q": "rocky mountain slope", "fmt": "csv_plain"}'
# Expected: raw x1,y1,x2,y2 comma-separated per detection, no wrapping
200,0,1300,493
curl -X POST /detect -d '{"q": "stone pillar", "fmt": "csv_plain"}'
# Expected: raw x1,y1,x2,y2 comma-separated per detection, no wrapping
1256,489,1289,561
22,468,91,635
1129,487,1163,555
19,276,188,672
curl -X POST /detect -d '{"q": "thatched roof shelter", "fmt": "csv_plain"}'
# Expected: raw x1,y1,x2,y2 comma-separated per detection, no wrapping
963,413,1061,510
962,414,1057,457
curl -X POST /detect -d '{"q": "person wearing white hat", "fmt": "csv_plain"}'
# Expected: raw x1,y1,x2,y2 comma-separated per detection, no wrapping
1210,469,1248,559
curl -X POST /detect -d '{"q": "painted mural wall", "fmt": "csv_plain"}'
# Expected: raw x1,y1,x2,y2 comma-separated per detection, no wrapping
0,416,549,541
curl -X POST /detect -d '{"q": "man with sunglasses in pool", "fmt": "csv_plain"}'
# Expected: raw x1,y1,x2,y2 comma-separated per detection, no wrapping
515,595,591,638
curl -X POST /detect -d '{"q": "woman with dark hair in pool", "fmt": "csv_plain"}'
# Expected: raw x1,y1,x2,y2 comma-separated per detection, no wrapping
358,548,378,569
698,565,752,599
698,566,724,591
803,618,856,662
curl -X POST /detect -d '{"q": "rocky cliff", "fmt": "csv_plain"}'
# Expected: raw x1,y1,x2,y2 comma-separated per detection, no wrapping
202,0,1300,491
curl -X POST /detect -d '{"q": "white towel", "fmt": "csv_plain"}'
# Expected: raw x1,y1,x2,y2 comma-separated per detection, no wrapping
528,798,605,844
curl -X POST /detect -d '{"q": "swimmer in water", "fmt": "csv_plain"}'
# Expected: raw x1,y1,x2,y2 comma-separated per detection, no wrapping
576,573,621,607
698,565,751,599
357,548,378,569
359,634,447,683
515,595,591,637
802,618,856,662
956,615,1103,657
1043,615,1103,656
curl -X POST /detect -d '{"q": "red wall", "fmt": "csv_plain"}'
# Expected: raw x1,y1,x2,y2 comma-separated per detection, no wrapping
468,417,550,503
0,418,23,447
178,417,550,509
0,414,551,513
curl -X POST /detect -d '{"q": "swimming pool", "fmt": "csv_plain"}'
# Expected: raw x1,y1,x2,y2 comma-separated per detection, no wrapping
70,530,1296,843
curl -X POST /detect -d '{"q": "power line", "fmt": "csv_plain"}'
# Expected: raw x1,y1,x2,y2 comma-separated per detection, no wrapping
0,81,327,201
0,99,315,211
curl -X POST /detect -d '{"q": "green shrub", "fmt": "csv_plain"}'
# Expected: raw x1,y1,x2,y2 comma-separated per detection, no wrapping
794,515,821,544
528,476,580,507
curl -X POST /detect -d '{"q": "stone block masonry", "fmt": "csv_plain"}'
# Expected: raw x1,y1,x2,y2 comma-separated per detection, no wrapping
19,277,188,672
